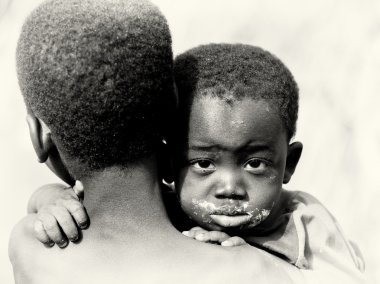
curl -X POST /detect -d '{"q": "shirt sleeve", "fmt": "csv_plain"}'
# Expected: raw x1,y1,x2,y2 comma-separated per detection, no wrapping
244,190,366,282
290,191,365,272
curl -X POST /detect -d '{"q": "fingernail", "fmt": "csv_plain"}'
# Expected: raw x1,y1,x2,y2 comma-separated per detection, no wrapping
44,241,54,247
182,231,189,236
79,222,88,229
58,240,68,247
69,235,78,242
221,241,232,247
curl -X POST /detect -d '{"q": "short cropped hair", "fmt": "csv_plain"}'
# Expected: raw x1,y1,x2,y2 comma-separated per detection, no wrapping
17,0,174,171
174,43,299,139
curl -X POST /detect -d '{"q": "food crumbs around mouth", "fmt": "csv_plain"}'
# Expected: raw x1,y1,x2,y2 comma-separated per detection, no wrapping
191,199,272,227
231,120,244,126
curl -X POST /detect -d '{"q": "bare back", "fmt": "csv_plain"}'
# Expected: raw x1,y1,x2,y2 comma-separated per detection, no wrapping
10,214,306,284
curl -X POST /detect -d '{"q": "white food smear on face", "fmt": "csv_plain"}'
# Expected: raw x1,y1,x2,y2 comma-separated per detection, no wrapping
191,199,272,227
231,119,244,126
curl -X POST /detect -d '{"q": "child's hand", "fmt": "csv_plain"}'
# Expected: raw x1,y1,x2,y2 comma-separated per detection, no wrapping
34,181,88,248
182,226,247,247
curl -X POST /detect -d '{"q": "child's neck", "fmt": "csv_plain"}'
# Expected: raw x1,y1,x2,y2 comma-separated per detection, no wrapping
81,156,174,235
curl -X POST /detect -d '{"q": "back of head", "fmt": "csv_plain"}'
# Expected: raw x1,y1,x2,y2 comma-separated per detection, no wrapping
17,0,174,175
174,43,298,139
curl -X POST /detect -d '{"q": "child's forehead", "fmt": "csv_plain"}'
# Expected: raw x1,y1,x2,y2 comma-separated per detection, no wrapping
188,96,285,138
179,95,288,153
190,94,281,120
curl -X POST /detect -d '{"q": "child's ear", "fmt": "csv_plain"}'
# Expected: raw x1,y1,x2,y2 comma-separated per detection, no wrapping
283,142,303,184
26,111,75,186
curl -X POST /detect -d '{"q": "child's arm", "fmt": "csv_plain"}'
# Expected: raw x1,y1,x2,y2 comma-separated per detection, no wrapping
28,182,88,248
182,226,247,247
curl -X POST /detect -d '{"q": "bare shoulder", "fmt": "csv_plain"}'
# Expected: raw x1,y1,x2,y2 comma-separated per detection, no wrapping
9,215,36,265
231,245,306,283
177,241,306,284
8,214,107,284
7,215,306,284
9,214,58,284
9,215,41,283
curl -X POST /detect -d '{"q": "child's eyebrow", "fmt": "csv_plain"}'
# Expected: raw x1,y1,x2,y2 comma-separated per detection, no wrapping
239,144,274,153
189,143,275,153
189,145,218,152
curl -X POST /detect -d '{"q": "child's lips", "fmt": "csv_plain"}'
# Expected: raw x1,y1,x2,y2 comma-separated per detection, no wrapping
209,214,251,227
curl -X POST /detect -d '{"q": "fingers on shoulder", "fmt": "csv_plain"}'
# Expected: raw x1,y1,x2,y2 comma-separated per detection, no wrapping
182,227,231,244
37,209,73,247
194,231,230,243
182,226,208,238
59,199,88,229
221,236,247,247
33,219,54,246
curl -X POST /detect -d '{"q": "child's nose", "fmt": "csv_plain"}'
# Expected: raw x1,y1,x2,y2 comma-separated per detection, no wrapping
214,172,247,200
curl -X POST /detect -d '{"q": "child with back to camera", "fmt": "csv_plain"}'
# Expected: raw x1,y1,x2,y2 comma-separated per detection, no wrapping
28,43,365,275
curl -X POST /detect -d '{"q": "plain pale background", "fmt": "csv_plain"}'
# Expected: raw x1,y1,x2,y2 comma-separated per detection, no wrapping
0,0,379,282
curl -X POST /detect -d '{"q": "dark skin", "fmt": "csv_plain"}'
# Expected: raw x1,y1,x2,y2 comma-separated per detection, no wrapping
10,107,305,284
174,96,302,239
26,96,302,246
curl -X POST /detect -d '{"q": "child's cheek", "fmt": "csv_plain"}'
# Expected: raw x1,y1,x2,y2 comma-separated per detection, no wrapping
180,195,214,225
190,199,216,223
244,207,272,229
177,177,206,222
264,168,283,185
180,188,219,230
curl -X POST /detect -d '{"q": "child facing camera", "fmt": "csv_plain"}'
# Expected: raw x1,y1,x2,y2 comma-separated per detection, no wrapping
30,43,364,273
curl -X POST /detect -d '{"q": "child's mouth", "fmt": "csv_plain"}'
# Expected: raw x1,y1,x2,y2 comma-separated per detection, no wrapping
209,214,251,227
191,199,272,228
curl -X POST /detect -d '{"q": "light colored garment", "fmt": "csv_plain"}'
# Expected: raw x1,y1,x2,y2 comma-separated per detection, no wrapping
163,187,366,282
245,190,365,275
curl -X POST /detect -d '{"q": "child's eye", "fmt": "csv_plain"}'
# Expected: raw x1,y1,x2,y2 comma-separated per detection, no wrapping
191,159,216,174
244,159,268,173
